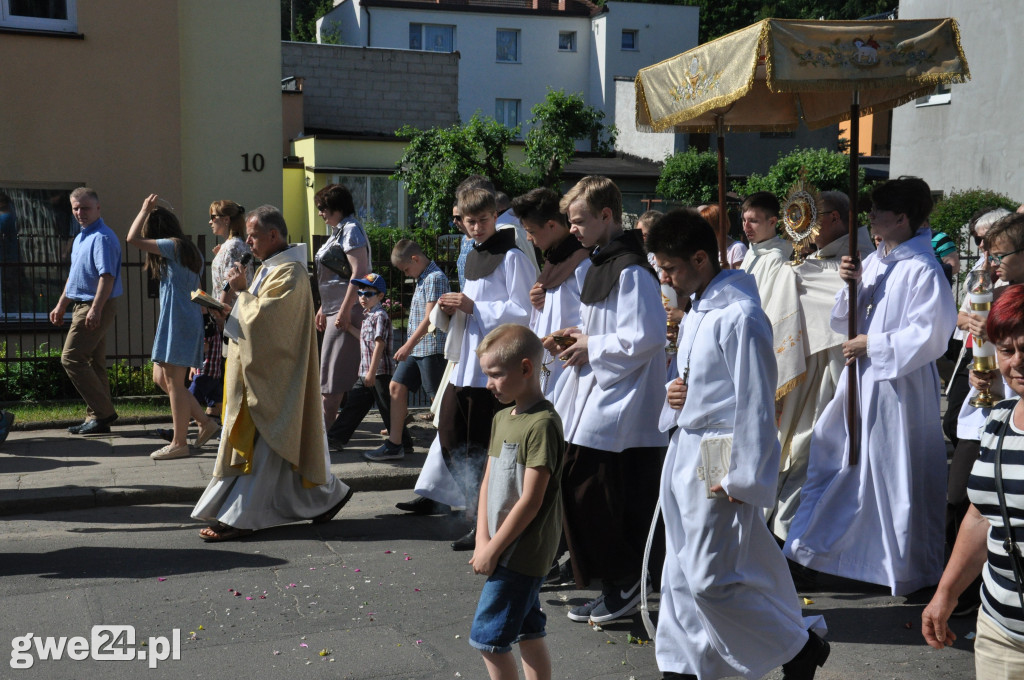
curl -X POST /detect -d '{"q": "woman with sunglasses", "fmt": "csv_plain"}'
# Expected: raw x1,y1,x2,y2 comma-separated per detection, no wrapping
313,184,371,432
923,283,1024,678
200,202,253,420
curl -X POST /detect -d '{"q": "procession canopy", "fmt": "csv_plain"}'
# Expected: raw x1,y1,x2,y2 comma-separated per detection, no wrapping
635,17,970,133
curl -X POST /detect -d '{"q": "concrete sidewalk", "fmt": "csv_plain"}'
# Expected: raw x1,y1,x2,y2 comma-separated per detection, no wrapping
0,412,432,516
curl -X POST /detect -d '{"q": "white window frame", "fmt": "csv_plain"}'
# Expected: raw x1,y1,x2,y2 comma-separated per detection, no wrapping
409,22,456,53
915,83,951,108
329,174,405,228
495,99,521,133
558,31,576,52
621,28,638,51
496,28,520,63
0,0,77,33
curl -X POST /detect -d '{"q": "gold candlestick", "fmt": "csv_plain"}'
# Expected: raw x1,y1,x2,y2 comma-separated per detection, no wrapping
967,270,998,408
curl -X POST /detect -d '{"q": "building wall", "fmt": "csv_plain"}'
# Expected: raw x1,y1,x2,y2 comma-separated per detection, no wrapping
179,1,282,237
0,1,183,233
613,77,684,162
599,2,699,125
366,8,592,130
318,2,697,148
890,0,1022,199
281,42,459,134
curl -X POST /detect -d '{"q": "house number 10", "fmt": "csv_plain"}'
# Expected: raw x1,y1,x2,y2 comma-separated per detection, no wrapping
241,153,265,172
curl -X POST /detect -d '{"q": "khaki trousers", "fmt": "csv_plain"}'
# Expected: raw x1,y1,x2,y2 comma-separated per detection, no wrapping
61,299,118,420
975,608,1024,680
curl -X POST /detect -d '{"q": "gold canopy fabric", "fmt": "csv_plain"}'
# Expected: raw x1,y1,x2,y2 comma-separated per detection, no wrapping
636,18,970,133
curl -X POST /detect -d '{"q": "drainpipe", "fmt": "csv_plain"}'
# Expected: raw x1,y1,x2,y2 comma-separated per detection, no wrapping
364,1,372,47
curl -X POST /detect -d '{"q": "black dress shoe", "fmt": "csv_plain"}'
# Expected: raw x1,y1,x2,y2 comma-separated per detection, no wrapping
662,673,698,680
782,631,830,680
77,419,111,435
395,495,448,515
68,420,90,434
451,528,476,551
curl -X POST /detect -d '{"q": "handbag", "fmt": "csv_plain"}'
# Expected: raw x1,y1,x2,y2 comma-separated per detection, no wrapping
993,410,1024,610
318,242,351,279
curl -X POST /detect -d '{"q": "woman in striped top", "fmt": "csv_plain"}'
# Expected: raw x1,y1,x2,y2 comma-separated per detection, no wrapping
923,284,1024,677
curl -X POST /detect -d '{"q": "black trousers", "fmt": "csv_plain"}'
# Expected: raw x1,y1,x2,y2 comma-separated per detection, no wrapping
436,384,502,515
942,349,973,448
327,375,408,446
561,443,665,589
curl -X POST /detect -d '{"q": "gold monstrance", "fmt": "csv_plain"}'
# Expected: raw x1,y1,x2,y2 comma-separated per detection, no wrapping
780,176,824,265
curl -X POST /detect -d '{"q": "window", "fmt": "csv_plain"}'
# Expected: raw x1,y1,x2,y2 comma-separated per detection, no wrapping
331,175,403,227
1,0,77,33
916,83,951,108
621,29,638,50
496,29,520,63
558,31,576,52
495,99,521,130
409,23,455,52
0,185,78,322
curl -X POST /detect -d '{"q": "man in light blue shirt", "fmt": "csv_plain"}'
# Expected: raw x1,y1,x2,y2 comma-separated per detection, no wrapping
49,187,123,435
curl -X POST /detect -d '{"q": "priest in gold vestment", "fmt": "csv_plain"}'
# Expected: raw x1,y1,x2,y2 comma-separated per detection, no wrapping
192,206,351,541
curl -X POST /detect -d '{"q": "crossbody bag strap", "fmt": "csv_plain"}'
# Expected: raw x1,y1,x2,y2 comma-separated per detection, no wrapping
993,408,1024,610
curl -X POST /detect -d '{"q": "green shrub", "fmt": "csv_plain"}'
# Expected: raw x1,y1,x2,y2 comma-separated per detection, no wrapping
929,188,1019,247
0,343,73,401
107,359,161,397
733,147,867,201
0,343,161,401
657,150,721,207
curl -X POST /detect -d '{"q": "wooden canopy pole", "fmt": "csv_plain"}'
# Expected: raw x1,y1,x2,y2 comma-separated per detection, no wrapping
847,92,860,466
716,116,728,269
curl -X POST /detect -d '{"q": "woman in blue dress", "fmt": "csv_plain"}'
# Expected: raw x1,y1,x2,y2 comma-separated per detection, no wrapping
127,194,218,460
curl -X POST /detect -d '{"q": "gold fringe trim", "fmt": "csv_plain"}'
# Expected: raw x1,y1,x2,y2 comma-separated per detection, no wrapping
775,372,806,402
639,20,768,133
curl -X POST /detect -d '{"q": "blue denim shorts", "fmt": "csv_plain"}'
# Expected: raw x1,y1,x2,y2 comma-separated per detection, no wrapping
469,566,547,654
392,354,446,400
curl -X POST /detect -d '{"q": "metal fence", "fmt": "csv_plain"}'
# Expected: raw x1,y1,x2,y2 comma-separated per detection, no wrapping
1,232,462,405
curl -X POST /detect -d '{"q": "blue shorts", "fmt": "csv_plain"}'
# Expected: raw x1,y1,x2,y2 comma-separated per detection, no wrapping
392,354,446,400
469,566,546,654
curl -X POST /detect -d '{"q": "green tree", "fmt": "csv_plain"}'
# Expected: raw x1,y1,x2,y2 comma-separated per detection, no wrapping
392,114,526,230
733,147,865,200
281,0,336,42
524,89,616,189
929,188,1019,247
656,149,722,206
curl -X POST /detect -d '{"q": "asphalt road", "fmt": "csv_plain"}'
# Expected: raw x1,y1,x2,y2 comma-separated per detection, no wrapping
0,490,976,679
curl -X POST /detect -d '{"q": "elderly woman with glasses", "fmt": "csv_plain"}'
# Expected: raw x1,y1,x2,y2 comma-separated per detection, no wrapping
313,184,371,433
784,177,958,596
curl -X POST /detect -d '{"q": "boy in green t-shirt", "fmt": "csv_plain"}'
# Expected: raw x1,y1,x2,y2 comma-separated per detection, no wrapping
468,323,564,680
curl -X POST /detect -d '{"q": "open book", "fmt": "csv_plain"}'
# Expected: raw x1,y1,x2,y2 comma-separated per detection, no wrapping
190,289,227,311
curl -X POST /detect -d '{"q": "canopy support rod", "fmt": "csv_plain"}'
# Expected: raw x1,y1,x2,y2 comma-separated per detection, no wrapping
847,91,861,467
716,115,728,269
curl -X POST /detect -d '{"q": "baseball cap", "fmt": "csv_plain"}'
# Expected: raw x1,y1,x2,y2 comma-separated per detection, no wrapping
352,272,386,294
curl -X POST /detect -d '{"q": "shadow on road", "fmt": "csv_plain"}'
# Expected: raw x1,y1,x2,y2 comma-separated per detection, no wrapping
0,545,287,579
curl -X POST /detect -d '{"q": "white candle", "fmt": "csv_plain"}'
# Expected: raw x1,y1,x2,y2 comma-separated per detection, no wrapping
970,291,994,359
661,283,678,310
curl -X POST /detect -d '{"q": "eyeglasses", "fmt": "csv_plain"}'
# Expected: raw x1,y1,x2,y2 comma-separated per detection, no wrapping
973,234,984,247
356,290,380,297
988,247,1024,264
210,214,224,220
